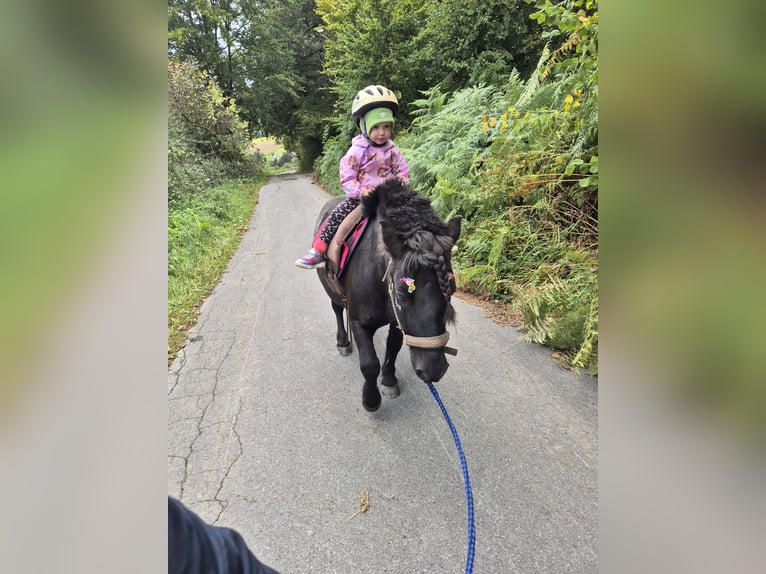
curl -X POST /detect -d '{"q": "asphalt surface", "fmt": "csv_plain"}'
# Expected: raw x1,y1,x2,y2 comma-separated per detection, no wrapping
168,173,598,573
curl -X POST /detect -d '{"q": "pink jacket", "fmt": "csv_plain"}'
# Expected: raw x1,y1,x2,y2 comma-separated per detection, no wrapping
339,134,410,199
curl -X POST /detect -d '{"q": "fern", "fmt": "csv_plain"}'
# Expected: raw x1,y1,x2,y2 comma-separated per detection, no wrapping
516,44,550,109
572,284,598,375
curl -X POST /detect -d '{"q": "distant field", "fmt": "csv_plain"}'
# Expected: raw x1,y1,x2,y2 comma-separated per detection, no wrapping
248,138,282,155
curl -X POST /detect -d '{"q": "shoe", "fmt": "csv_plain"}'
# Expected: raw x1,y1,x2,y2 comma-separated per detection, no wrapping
295,248,325,269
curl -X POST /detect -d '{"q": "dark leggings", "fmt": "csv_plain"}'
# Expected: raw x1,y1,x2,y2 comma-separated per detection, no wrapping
318,197,360,245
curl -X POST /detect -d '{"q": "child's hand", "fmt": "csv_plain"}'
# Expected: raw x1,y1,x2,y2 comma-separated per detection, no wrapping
361,187,373,196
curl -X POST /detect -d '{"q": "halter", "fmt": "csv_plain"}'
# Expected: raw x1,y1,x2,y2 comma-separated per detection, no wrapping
384,259,458,355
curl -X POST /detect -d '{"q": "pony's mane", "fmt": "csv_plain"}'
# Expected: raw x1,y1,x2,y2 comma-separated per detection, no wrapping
361,178,448,241
363,179,457,310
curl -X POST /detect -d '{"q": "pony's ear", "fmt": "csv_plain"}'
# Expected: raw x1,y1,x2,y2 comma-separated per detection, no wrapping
361,188,380,218
446,216,462,244
380,220,405,259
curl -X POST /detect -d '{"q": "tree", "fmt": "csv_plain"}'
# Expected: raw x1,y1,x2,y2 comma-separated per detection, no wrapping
168,60,250,162
169,0,332,168
168,0,243,98
316,0,428,133
316,0,544,134
409,0,544,92
168,59,255,205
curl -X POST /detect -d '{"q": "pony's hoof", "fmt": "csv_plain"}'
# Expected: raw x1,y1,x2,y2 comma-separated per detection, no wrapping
362,392,382,412
337,344,352,356
380,383,400,399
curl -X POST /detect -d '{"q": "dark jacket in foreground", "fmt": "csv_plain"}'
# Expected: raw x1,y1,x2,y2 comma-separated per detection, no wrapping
168,497,279,574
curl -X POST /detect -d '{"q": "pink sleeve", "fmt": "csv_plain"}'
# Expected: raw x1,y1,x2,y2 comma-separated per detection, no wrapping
391,146,410,183
339,147,364,199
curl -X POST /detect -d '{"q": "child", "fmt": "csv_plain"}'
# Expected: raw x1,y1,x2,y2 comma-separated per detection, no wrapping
295,85,410,268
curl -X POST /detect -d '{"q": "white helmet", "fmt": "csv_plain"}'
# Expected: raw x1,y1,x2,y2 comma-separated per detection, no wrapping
351,85,399,127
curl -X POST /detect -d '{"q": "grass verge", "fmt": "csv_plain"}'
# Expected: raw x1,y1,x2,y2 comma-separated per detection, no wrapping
168,177,266,363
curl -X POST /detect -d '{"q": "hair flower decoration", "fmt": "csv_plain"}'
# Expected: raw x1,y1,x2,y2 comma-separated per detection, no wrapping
400,277,416,293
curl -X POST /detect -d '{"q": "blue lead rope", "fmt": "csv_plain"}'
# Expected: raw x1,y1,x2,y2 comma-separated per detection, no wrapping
427,383,476,574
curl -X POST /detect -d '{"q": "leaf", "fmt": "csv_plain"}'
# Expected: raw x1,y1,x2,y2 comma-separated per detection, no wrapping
564,158,584,175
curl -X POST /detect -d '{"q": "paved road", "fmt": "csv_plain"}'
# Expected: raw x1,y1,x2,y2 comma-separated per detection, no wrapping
168,173,597,573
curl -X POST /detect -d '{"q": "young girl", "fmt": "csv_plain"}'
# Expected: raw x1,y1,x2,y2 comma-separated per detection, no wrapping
295,85,410,268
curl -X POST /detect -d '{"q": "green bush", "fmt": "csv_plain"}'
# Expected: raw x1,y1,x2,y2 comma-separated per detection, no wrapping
270,151,295,167
313,136,348,195
168,59,263,208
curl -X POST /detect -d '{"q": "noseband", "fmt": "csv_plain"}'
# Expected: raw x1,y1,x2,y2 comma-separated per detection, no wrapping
384,259,458,355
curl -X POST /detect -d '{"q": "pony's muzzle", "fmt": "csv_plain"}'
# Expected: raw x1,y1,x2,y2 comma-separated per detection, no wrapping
411,348,449,383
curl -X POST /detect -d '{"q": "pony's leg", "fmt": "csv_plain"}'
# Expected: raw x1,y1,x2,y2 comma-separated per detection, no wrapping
332,301,352,356
379,324,402,399
352,323,382,412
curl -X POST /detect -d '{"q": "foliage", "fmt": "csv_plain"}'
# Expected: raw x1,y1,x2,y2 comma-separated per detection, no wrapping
169,0,544,171
394,0,599,373
315,0,543,135
270,150,295,167
295,135,323,173
168,179,265,361
316,0,425,133
408,0,544,92
169,0,333,159
168,59,261,207
168,59,251,161
312,135,348,195
398,85,502,217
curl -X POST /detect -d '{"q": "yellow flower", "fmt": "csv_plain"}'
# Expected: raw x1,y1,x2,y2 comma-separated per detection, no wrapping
482,114,489,122
481,122,489,131
500,121,508,132
564,95,574,104
489,117,497,127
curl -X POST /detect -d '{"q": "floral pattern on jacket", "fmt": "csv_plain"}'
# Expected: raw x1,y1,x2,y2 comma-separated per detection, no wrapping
339,134,410,199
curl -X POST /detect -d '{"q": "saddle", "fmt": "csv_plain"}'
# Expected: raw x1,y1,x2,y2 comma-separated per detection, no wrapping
322,205,369,299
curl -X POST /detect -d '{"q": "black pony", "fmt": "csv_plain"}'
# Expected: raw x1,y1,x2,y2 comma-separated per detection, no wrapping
316,178,461,411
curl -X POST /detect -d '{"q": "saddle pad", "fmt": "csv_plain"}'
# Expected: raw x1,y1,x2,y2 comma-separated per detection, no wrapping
326,207,369,279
